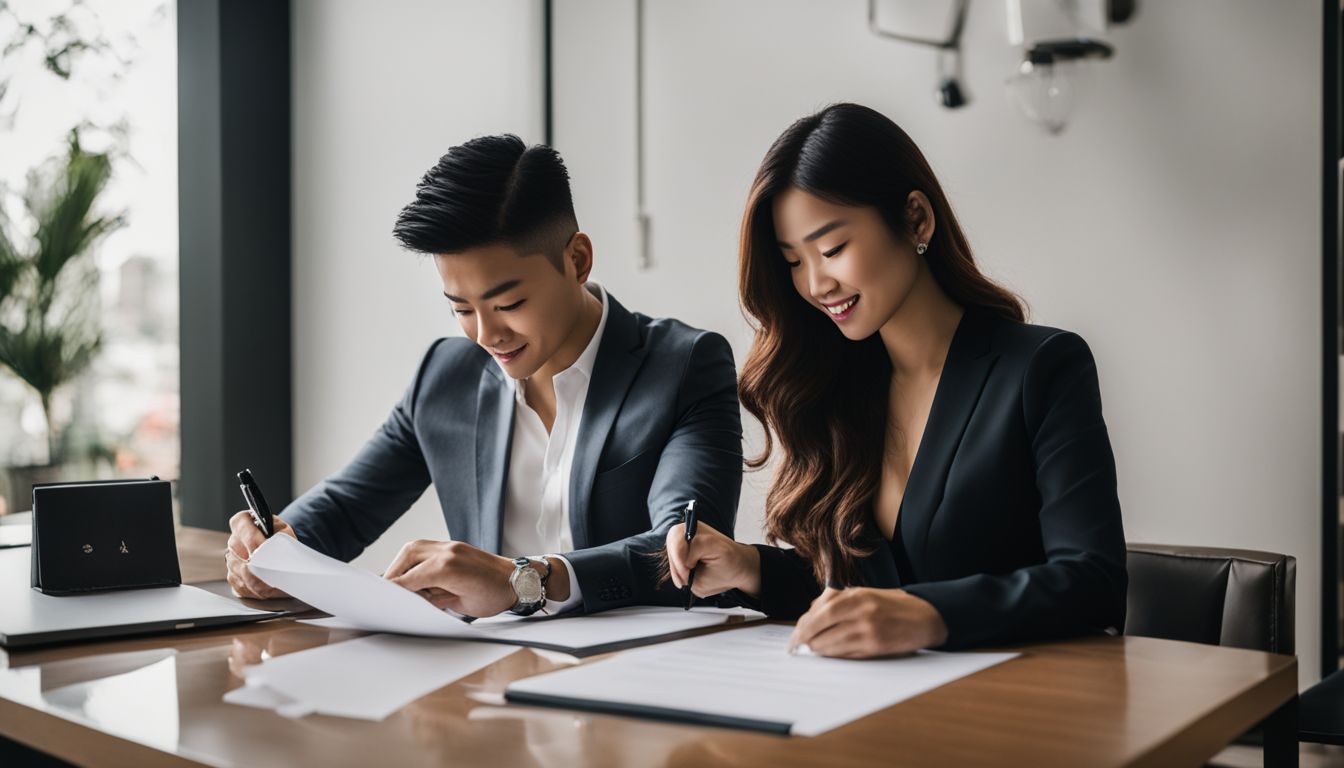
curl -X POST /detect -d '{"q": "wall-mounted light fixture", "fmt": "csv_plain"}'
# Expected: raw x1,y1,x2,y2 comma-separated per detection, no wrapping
1005,0,1136,134
869,0,1137,133
868,0,971,109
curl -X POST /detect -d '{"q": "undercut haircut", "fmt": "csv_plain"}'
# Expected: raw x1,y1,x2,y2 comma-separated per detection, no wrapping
392,134,578,271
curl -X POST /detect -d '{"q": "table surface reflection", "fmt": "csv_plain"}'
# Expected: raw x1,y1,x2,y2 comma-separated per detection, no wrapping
0,528,1297,768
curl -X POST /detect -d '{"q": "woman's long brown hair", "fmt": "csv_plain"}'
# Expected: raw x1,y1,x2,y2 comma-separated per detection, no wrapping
740,103,1025,586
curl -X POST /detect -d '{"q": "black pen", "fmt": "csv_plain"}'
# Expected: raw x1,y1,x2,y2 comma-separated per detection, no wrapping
683,500,698,610
237,468,274,538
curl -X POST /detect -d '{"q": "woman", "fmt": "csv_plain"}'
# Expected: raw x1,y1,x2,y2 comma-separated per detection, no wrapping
666,103,1127,657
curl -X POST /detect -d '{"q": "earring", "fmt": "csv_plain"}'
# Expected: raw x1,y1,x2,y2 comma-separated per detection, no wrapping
916,242,928,255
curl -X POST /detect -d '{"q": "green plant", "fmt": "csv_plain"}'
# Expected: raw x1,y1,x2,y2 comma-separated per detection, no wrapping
0,129,124,462
0,1,118,130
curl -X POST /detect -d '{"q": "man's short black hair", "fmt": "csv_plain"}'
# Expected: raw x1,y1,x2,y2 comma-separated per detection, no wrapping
392,134,578,270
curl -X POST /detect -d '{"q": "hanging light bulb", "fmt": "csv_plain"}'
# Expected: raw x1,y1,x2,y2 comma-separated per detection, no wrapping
1007,51,1077,135
1006,38,1112,135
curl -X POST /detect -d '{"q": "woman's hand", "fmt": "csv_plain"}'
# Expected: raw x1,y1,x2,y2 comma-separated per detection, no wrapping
789,587,948,658
664,521,762,599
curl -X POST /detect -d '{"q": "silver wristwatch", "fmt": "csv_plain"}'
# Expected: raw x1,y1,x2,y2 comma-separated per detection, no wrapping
508,557,547,616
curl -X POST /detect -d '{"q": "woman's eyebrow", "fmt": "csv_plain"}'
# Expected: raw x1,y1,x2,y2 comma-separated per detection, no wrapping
804,219,847,242
778,219,848,249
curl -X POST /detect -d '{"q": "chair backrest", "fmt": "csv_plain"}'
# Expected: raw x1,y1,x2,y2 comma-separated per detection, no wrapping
1124,543,1295,655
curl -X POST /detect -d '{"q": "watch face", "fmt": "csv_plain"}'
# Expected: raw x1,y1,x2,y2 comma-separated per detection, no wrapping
512,566,544,603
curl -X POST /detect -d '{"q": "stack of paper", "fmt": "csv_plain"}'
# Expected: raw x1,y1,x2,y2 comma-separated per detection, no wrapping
248,535,763,655
225,634,517,720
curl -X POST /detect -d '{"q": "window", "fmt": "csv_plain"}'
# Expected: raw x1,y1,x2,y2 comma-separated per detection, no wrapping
0,0,177,516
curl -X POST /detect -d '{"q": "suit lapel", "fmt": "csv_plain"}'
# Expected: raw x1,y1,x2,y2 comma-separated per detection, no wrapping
859,540,904,588
567,294,646,549
897,310,998,570
475,363,514,554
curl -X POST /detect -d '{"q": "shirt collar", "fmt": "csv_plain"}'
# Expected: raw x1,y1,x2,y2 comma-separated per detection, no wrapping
508,282,610,399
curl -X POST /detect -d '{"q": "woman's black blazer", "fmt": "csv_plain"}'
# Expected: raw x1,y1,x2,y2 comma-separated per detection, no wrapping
753,308,1128,649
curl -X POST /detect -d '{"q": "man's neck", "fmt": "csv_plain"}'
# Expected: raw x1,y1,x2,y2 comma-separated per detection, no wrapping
523,287,604,431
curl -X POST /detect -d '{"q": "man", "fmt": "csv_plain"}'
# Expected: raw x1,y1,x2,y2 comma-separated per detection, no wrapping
224,135,742,617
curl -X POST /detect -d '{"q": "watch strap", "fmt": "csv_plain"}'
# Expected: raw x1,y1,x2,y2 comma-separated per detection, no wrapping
509,557,546,616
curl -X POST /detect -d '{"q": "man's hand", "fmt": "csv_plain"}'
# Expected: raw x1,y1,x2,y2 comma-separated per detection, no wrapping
788,587,949,658
225,510,297,599
383,540,569,617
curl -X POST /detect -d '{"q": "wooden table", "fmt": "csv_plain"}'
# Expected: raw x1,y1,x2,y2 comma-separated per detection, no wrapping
0,528,1299,767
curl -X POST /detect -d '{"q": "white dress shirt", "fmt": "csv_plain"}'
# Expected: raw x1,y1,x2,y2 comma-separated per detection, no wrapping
498,283,609,614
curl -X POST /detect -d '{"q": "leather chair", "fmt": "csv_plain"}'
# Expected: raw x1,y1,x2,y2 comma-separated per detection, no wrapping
1124,544,1297,766
1299,671,1344,746
1124,543,1295,655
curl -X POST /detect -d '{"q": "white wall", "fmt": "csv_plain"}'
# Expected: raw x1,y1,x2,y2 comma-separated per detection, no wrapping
291,0,544,570
553,0,1323,686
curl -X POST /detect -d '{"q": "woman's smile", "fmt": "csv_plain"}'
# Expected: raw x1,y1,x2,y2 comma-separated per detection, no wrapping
822,294,860,321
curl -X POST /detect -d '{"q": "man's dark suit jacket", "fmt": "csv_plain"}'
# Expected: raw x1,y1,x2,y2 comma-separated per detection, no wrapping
753,308,1128,649
282,291,743,613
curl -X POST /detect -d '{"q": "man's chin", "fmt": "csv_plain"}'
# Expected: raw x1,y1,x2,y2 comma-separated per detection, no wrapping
502,361,541,380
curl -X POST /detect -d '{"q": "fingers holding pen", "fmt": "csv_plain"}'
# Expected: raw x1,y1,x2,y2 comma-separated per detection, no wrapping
665,523,692,587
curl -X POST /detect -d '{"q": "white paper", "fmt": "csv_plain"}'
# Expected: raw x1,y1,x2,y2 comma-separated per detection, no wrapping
224,633,518,720
249,535,764,653
0,524,31,548
506,623,1019,736
248,535,483,639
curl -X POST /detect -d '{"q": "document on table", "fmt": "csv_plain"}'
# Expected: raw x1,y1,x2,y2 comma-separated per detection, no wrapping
0,523,30,549
224,633,518,720
248,534,763,655
505,623,1019,736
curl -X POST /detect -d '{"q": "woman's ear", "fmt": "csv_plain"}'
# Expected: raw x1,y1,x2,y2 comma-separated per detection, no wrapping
905,191,936,247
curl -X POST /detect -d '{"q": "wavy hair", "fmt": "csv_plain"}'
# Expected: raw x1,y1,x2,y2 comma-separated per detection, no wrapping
739,103,1025,586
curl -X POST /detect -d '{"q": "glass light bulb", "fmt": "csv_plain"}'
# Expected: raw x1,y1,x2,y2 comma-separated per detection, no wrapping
1006,58,1077,135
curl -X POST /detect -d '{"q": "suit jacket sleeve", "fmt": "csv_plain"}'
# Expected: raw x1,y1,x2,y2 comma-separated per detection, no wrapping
902,331,1128,649
746,544,824,619
280,342,439,562
562,331,743,612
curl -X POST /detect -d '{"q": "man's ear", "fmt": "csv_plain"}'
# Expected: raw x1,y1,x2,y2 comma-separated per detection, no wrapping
568,232,595,283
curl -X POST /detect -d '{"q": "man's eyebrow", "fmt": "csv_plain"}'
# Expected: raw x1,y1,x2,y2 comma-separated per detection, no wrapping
777,219,848,250
443,279,522,303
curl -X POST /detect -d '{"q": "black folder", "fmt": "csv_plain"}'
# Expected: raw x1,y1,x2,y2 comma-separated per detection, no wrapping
30,478,181,595
502,689,792,734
